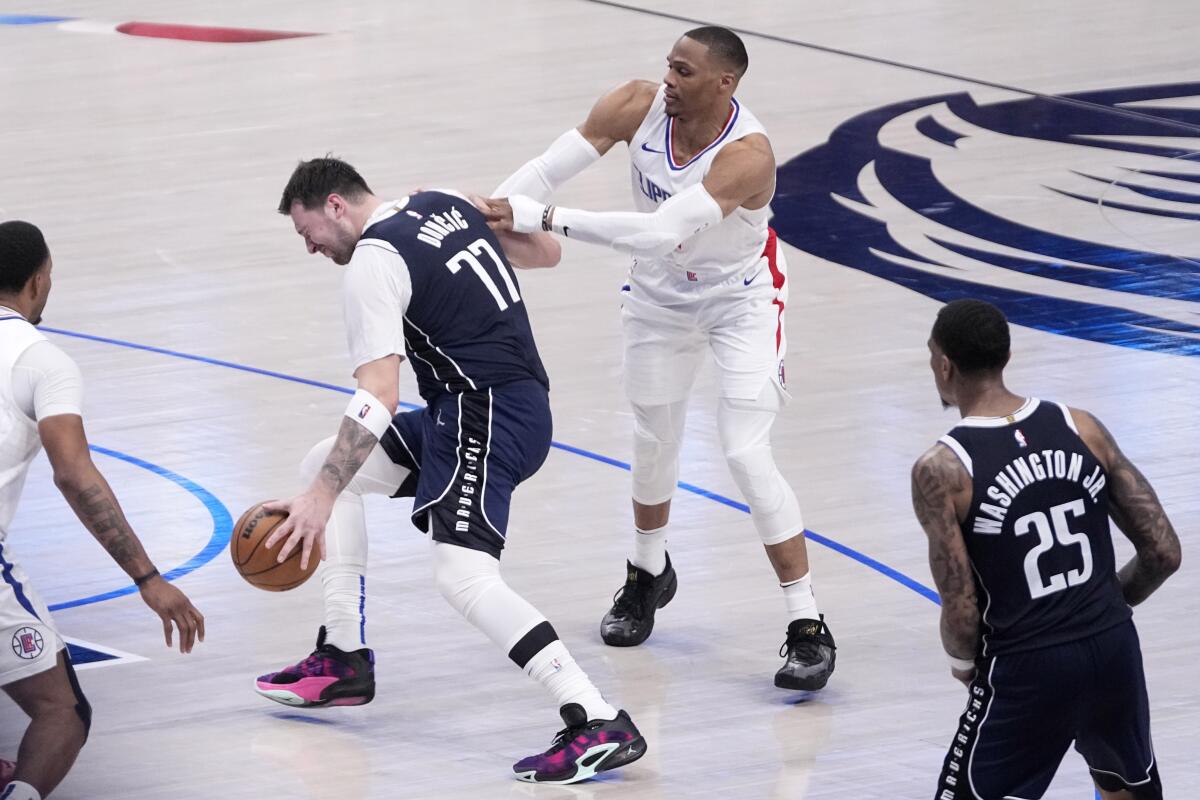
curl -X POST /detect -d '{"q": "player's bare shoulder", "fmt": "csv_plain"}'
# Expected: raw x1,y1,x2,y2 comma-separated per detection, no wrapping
911,441,972,524
581,80,659,149
1064,405,1113,469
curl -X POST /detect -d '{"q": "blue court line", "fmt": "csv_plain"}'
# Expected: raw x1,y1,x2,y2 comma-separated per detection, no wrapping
47,445,232,611
43,327,941,606
0,14,74,25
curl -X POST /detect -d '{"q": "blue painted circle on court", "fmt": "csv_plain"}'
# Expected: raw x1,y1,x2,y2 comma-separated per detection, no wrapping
47,445,232,612
42,325,940,607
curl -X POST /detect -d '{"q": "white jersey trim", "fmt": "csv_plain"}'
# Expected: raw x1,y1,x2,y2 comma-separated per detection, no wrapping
937,435,974,477
1055,401,1080,435
958,398,1039,428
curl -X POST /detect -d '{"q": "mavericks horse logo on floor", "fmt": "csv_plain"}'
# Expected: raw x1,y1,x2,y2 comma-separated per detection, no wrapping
772,81,1200,358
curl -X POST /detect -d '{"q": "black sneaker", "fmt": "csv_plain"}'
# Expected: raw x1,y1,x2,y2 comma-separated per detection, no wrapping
600,553,678,646
255,626,375,707
775,615,836,691
512,703,646,784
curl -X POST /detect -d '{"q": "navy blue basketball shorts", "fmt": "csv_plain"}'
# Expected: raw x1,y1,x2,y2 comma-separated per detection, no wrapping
935,620,1161,800
379,380,552,559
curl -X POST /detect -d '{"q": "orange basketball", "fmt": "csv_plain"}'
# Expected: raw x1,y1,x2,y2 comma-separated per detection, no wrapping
230,502,318,591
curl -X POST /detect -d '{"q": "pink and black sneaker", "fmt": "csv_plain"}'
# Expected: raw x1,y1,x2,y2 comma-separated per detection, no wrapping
255,626,374,708
513,703,646,784
0,758,15,789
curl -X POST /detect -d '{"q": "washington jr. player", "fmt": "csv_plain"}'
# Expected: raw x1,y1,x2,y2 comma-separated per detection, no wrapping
481,26,835,689
256,159,645,784
914,300,1180,799
0,221,204,800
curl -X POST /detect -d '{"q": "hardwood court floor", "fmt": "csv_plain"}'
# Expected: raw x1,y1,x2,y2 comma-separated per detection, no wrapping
0,1,1196,798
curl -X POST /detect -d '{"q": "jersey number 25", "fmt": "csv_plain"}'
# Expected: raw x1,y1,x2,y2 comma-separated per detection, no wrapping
1014,499,1094,600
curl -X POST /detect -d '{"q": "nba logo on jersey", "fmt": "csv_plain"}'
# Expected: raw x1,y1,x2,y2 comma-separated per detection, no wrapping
1014,429,1028,448
11,627,44,660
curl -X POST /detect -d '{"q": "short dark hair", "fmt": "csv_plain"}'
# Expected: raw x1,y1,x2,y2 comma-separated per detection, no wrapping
278,157,373,214
932,299,1011,374
0,220,50,294
683,26,749,78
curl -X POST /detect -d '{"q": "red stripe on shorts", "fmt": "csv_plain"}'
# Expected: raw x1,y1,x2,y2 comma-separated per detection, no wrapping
764,228,784,353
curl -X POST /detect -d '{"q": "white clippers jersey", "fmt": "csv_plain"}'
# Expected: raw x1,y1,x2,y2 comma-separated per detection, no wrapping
628,84,772,289
0,313,47,539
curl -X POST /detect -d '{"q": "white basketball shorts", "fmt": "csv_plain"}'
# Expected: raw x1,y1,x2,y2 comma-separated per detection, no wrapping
620,230,790,406
0,540,65,687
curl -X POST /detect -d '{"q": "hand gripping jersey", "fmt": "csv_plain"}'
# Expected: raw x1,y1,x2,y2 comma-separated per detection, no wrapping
358,192,549,403
938,399,1131,656
628,85,771,285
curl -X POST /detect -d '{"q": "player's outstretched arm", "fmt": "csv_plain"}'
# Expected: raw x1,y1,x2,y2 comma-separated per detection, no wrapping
911,443,980,685
1072,410,1182,606
265,354,402,570
39,414,205,653
493,79,656,204
482,133,774,258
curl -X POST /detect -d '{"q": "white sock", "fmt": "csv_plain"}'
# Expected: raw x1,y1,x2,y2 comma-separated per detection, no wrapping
630,525,667,576
322,566,366,651
526,641,618,722
1,781,42,800
781,572,820,621
322,494,368,652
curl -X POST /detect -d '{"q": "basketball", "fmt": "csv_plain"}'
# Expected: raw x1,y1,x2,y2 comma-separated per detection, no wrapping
230,503,318,591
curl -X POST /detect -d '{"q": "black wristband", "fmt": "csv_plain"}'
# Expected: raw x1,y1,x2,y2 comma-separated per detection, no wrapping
134,568,160,586
541,204,555,232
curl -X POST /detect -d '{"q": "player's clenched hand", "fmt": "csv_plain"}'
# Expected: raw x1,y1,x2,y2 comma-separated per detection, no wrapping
262,493,332,572
139,577,205,653
480,197,516,232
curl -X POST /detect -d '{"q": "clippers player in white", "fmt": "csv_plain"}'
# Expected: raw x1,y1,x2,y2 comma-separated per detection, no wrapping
482,26,835,689
0,221,204,800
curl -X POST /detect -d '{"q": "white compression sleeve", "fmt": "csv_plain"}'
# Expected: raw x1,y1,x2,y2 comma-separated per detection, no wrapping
493,128,601,202
509,183,725,257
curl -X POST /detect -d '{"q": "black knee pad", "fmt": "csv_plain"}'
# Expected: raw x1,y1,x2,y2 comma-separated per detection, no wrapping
62,653,92,741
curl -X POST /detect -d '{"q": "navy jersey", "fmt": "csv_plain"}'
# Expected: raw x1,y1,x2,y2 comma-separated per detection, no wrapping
360,191,549,403
939,398,1130,656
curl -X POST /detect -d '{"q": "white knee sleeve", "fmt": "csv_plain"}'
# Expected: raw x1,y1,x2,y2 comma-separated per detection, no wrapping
631,399,688,505
717,388,804,545
432,542,545,655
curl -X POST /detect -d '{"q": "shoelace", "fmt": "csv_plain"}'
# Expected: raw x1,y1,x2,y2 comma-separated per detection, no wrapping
779,622,832,661
609,580,647,619
544,722,588,755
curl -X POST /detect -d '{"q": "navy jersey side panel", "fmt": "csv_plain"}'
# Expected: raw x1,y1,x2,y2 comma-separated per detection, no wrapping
946,400,1130,656
362,192,549,402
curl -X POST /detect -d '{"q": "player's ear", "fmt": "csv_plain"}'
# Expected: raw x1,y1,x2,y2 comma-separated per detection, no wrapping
326,193,345,219
938,353,954,383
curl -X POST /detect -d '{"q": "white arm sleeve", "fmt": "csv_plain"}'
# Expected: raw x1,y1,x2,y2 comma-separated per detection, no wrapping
11,340,84,422
343,239,413,373
493,128,601,202
508,183,725,257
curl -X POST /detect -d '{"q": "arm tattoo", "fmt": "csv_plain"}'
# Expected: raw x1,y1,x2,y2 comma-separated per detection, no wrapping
1090,416,1182,605
68,483,151,573
912,446,981,659
316,417,382,496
